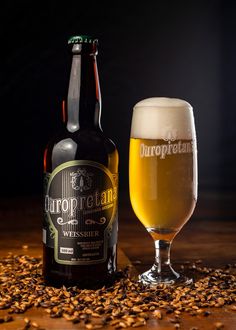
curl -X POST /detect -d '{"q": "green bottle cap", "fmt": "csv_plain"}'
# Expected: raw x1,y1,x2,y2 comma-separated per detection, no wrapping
68,35,98,45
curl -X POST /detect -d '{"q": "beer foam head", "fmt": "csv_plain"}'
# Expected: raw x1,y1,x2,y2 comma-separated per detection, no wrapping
131,97,196,140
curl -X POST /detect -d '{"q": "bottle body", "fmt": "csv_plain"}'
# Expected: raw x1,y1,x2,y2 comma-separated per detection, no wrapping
43,36,119,288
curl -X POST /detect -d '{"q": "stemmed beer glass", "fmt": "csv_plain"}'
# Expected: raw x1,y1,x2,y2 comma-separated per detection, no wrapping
129,97,197,286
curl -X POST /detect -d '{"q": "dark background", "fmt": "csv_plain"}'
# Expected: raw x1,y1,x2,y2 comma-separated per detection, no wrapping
1,1,236,211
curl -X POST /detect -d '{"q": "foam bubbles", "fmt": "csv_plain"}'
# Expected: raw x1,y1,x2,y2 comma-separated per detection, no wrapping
131,97,196,140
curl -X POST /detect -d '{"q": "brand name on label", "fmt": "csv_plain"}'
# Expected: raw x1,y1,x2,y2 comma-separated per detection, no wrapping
140,140,193,159
45,187,117,217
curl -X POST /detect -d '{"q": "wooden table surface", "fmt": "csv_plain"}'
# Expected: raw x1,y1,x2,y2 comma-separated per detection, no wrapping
0,193,235,330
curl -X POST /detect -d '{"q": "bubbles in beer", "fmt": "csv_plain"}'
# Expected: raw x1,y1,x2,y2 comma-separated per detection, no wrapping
131,97,195,141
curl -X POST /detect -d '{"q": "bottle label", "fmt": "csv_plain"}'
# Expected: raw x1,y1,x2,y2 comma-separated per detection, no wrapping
43,160,118,265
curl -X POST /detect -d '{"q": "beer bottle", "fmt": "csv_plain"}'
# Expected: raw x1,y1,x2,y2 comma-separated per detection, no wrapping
43,35,119,288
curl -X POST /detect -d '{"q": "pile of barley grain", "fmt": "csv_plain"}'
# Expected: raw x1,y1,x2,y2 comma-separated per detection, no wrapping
0,253,235,329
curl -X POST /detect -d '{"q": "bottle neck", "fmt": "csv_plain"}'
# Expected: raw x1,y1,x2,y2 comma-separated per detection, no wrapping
66,49,101,132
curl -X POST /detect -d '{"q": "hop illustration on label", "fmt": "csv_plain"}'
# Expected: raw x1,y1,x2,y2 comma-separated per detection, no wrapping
70,168,93,192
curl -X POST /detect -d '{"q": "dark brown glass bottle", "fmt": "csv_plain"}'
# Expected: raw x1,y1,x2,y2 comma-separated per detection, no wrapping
43,35,119,289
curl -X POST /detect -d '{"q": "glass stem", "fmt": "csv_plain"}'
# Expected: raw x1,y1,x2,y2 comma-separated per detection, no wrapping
154,240,172,274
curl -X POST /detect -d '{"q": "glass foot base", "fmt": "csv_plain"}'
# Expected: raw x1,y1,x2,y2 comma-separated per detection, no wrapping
139,267,193,287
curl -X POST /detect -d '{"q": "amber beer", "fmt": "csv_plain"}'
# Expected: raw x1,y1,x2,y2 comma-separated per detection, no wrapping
129,98,197,241
43,36,118,288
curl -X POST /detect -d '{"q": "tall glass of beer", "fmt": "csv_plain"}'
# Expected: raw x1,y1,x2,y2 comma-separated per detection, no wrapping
129,97,197,286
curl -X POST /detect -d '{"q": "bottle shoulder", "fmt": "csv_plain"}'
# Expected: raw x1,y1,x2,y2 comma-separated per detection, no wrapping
46,129,117,153
44,129,118,172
